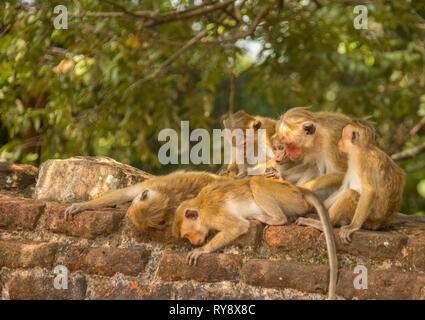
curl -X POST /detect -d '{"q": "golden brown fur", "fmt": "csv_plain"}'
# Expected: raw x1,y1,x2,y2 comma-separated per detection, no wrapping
65,171,228,231
220,110,276,178
276,107,352,196
299,120,405,243
173,176,338,299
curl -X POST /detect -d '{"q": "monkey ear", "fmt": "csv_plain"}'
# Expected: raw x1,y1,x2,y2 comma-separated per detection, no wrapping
252,119,262,130
351,131,360,144
141,189,149,200
185,209,199,220
303,122,316,135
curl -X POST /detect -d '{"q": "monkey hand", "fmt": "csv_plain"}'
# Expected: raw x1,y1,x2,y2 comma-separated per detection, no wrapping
186,248,207,266
64,204,85,220
339,225,359,244
237,171,247,179
264,167,282,180
217,167,230,176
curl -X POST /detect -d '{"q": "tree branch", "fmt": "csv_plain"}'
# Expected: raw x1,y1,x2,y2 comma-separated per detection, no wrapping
391,142,425,161
204,4,271,44
73,0,236,28
122,28,209,100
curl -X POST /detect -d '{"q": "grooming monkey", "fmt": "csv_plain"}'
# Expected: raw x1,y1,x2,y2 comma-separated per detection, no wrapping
219,110,276,178
264,135,303,181
173,176,338,300
297,120,405,243
276,107,351,196
65,171,228,230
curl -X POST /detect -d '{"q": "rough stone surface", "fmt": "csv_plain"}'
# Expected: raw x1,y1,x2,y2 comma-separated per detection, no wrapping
44,202,125,239
0,162,37,191
1,190,425,300
0,197,45,231
0,241,57,269
63,246,151,276
157,252,242,282
7,272,87,300
337,268,425,299
35,156,152,202
242,259,330,294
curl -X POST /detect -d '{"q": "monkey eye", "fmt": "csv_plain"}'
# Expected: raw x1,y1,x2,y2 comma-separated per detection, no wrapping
303,123,316,135
273,147,276,151
278,145,283,150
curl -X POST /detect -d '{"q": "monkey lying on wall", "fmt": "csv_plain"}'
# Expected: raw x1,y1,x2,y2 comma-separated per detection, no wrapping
65,171,229,231
276,107,352,198
219,110,276,178
172,176,338,300
298,119,405,243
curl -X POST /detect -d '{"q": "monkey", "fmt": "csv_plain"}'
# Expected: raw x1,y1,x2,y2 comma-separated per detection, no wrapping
65,171,229,231
218,110,276,178
172,176,338,300
276,107,352,198
264,134,304,181
297,119,405,244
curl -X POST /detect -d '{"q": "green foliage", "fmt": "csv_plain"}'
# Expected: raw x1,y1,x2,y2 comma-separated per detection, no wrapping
0,0,424,213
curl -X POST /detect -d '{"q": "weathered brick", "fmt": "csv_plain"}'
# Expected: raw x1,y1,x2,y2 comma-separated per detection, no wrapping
91,282,173,300
7,272,86,300
63,246,151,276
332,229,408,260
405,234,425,271
264,223,408,260
44,203,125,239
337,267,425,299
242,259,329,294
157,252,241,282
90,281,241,300
0,241,57,269
264,224,320,252
0,162,37,191
0,197,45,230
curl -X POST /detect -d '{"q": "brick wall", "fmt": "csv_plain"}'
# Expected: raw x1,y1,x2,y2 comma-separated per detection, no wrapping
0,162,424,300
0,193,425,300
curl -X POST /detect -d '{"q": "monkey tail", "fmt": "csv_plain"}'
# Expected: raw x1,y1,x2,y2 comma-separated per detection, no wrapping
302,189,338,300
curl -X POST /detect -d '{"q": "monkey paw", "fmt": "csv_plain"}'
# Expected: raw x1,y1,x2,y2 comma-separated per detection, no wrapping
295,217,308,226
186,249,205,266
64,204,84,220
339,226,358,244
264,168,282,180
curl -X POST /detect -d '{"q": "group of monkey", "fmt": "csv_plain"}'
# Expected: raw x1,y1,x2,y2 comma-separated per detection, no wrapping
64,107,405,300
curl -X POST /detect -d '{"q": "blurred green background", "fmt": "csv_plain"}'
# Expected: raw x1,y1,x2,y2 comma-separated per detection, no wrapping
0,0,424,214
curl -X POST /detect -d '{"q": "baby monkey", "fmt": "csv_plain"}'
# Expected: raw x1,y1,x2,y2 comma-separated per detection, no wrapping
173,176,338,300
264,135,300,181
298,120,405,243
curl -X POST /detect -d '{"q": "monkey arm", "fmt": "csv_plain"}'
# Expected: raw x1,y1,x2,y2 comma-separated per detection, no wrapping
187,219,249,265
282,162,311,183
296,165,320,186
339,186,376,244
65,183,144,219
300,172,344,193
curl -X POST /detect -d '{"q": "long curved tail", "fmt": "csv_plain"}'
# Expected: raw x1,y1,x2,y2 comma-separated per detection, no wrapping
303,189,338,300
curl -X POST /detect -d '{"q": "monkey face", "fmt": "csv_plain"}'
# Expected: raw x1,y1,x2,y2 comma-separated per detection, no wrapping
278,119,316,161
179,209,208,245
272,139,290,165
339,125,358,153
